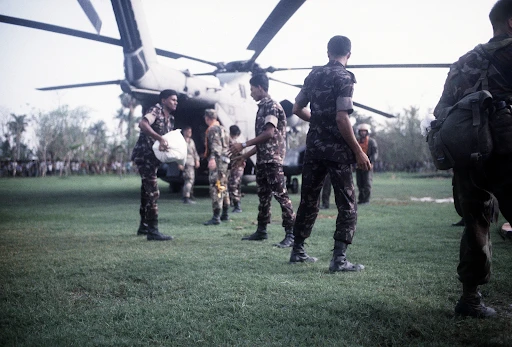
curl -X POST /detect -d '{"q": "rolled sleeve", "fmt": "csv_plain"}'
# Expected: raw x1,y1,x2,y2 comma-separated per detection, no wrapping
295,90,309,108
144,113,156,125
336,96,353,114
264,115,278,128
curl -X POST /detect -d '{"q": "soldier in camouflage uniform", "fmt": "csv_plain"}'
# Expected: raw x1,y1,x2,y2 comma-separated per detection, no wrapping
291,36,372,269
131,89,177,241
230,74,295,248
433,0,512,318
228,125,245,213
203,109,231,225
181,126,200,205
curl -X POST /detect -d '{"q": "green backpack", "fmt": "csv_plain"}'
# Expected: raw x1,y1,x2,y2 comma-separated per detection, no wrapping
427,40,512,170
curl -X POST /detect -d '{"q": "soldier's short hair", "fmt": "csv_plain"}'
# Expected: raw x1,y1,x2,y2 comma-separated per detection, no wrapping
489,0,512,30
327,36,351,57
204,109,218,120
230,125,241,137
249,74,269,92
159,89,177,101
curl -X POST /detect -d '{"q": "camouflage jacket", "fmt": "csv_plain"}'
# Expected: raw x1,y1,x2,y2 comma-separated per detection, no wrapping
295,60,356,164
185,138,199,166
131,103,174,166
206,123,229,163
255,96,287,165
434,35,512,116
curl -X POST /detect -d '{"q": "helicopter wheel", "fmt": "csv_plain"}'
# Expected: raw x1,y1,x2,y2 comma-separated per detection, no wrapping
290,177,299,194
169,182,182,193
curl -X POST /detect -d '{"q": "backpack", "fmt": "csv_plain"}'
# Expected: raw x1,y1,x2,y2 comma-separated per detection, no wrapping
427,45,494,170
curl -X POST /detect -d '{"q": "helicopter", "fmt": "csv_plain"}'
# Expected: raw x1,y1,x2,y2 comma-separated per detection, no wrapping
0,0,451,193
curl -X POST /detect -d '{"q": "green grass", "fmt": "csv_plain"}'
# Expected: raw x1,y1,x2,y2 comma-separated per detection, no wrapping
1,173,511,346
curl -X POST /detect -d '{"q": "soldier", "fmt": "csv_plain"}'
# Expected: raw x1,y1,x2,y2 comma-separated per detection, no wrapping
228,125,245,213
433,0,512,317
290,35,371,270
230,74,295,248
181,126,200,205
355,123,378,204
203,109,231,225
131,89,177,241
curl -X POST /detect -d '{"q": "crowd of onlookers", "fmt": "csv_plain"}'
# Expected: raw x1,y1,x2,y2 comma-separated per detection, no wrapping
0,160,138,177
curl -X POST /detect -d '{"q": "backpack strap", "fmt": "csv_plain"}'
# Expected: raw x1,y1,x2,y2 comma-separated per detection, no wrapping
463,45,490,95
479,44,512,86
470,98,482,162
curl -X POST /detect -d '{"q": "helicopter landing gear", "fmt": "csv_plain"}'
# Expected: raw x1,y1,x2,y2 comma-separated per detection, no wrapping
286,176,299,194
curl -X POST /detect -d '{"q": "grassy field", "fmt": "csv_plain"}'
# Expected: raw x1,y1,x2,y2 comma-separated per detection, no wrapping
1,173,511,346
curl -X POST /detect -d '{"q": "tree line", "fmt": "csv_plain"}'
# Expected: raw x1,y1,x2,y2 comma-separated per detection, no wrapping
0,94,435,174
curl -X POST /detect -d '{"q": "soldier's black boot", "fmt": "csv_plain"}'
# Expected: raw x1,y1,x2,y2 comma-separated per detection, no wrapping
204,209,221,225
329,240,364,272
137,220,148,235
242,225,268,241
232,201,242,213
274,228,294,248
220,206,231,222
146,220,173,241
455,284,496,318
289,238,317,263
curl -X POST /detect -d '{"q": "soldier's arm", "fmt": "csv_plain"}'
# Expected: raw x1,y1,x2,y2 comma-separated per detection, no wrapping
370,138,378,162
433,64,463,117
334,75,370,170
138,116,168,150
293,76,311,121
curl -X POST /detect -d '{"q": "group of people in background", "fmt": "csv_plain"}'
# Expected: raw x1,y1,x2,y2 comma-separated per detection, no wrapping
130,0,512,319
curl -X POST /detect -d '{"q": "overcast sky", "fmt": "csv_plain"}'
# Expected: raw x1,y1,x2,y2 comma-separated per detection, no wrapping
0,0,498,137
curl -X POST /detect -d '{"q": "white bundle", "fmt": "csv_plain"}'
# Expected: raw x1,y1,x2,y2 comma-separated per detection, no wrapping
152,129,187,165
420,114,436,137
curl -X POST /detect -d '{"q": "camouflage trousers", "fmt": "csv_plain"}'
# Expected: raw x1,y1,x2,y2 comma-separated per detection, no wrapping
138,162,160,222
209,161,229,211
454,153,512,286
256,163,295,229
182,164,195,198
321,173,332,206
228,166,244,204
294,158,357,243
356,168,373,203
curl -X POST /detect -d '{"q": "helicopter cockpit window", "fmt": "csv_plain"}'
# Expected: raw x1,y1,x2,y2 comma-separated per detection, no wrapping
239,84,246,99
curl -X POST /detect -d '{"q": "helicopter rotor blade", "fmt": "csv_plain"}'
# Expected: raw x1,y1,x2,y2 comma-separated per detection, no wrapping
246,0,306,65
77,0,102,34
37,80,123,91
0,15,221,68
271,78,395,118
268,63,452,72
353,102,395,118
268,77,302,88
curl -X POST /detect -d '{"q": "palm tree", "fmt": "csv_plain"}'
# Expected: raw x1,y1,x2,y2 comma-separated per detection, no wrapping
117,93,140,156
8,114,28,160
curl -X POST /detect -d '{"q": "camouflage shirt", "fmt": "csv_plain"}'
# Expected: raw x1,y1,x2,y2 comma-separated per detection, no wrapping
131,103,174,166
295,60,356,164
206,123,229,162
434,35,512,116
255,96,287,165
185,138,199,166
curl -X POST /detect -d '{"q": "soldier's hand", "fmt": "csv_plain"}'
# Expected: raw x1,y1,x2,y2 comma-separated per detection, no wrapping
229,143,242,155
355,151,372,171
208,158,217,171
159,139,169,151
